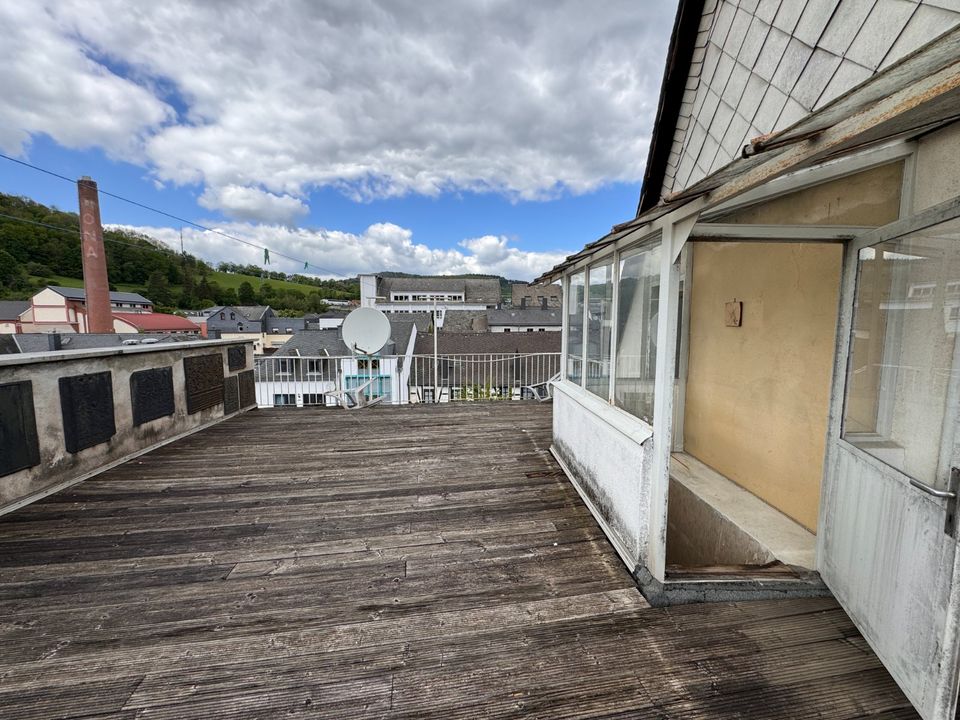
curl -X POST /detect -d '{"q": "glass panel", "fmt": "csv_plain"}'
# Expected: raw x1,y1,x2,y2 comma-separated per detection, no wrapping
842,219,960,487
615,244,661,423
585,263,614,398
566,272,585,384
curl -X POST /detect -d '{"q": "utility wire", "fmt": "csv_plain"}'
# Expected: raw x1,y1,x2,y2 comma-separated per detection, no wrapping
0,210,181,253
0,151,350,278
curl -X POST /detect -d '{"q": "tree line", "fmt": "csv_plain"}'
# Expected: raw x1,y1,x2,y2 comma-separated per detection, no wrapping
0,193,359,315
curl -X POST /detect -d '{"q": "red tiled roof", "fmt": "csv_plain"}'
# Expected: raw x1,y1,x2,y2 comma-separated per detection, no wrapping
112,312,200,332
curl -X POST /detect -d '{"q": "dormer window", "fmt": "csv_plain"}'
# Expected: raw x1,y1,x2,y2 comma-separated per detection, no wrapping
219,312,225,320
230,312,236,320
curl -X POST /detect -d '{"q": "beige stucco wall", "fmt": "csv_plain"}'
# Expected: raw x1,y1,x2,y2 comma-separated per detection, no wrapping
914,121,960,213
682,242,843,531
719,161,902,226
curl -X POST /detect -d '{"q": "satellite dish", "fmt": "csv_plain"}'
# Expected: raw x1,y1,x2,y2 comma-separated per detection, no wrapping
341,307,391,355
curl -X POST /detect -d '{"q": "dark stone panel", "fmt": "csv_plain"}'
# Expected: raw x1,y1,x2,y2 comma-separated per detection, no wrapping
183,354,224,414
238,370,256,409
130,367,175,426
60,372,115,454
224,375,240,415
227,345,247,371
0,381,41,477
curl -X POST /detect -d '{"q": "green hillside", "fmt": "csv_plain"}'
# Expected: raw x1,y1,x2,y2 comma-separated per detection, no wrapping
0,192,359,314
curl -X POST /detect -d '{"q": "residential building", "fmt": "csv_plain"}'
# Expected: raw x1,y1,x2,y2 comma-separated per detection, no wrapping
10,286,195,335
0,300,29,333
486,306,561,333
202,305,274,334
358,274,501,326
511,282,562,309
200,306,349,355
535,4,960,719
18,286,153,333
255,314,429,406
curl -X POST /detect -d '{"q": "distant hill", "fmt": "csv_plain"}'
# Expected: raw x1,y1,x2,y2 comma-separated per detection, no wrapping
0,192,527,312
0,193,359,315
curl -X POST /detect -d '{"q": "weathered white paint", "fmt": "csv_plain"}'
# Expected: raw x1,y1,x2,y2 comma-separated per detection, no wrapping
552,380,652,569
819,194,960,720
819,445,960,719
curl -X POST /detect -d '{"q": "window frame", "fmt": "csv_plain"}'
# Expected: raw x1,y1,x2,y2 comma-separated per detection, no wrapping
838,193,960,488
611,236,664,422
560,230,663,408
584,260,615,400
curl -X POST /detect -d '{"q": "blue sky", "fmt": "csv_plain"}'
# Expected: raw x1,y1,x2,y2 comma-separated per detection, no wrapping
0,1,674,280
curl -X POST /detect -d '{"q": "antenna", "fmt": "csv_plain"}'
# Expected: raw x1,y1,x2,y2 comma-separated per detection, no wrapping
341,307,391,355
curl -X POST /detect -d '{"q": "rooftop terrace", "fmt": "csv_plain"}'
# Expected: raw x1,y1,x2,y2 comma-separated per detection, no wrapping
0,403,919,719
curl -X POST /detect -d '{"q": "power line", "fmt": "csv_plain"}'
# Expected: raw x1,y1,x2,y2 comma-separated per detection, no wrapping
0,151,350,278
0,211,179,253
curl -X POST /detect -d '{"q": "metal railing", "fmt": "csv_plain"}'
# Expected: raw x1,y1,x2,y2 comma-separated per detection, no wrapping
254,353,561,407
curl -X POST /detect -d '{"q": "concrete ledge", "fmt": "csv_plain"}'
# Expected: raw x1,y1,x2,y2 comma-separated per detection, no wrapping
670,453,817,569
0,338,242,367
552,380,653,446
636,565,831,607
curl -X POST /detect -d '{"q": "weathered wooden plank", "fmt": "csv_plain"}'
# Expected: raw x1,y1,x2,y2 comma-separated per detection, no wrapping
0,403,919,719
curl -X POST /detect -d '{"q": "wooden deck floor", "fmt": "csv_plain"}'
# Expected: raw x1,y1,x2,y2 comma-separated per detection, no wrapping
0,403,919,719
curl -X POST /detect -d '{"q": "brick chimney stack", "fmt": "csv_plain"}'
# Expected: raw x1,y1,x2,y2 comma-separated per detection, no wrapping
77,177,114,333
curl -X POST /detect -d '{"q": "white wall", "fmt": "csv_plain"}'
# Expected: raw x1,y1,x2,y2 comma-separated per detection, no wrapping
551,382,652,570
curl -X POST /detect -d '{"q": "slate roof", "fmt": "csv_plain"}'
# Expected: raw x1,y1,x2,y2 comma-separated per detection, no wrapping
0,335,19,354
442,310,489,333
650,0,960,203
272,315,427,357
0,300,30,320
487,308,561,327
379,276,501,304
235,305,271,321
413,332,561,355
383,277,466,294
48,286,152,305
272,329,350,357
264,316,308,332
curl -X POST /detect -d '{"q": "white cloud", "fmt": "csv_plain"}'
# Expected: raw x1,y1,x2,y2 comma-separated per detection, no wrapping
108,221,569,281
0,4,173,159
198,185,308,224
8,1,674,218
